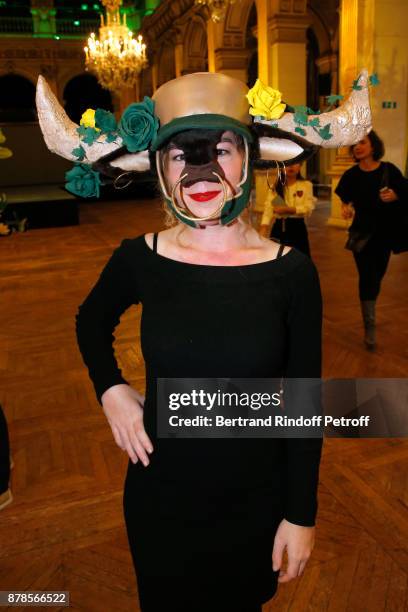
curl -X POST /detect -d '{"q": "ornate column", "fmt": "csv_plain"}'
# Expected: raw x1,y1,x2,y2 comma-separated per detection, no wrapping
30,0,56,38
213,48,250,82
174,30,184,78
206,19,216,73
255,0,270,83
327,0,375,227
203,4,249,83
254,0,310,220
316,53,338,183
268,1,310,105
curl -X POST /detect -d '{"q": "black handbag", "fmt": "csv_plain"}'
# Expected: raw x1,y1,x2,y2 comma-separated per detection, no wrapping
345,230,371,253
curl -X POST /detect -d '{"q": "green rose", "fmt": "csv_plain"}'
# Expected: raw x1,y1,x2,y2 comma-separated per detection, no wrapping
118,97,159,153
65,163,101,198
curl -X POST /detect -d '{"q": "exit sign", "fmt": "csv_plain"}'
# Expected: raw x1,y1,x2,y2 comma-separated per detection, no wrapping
382,101,397,109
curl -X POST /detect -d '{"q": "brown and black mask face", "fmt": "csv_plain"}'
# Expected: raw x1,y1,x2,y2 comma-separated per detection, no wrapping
163,129,228,189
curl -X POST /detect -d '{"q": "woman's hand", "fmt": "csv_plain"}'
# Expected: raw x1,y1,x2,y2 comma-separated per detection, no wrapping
259,224,270,238
101,384,153,466
341,203,354,220
272,518,315,583
273,206,296,215
379,188,398,203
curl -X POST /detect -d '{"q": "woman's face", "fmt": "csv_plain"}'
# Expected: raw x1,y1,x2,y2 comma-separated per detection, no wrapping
352,136,373,161
286,163,301,178
163,130,245,221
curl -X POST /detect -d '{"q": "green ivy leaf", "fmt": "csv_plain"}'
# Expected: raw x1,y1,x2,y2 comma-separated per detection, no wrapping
326,94,344,105
295,126,306,136
308,117,321,127
81,127,100,145
72,145,86,161
105,132,117,143
369,73,380,86
294,111,309,126
352,78,362,91
318,124,333,140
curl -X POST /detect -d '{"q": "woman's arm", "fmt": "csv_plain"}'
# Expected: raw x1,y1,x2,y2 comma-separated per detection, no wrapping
259,189,275,236
273,257,323,582
335,168,355,217
75,239,138,404
75,239,153,465
283,257,323,525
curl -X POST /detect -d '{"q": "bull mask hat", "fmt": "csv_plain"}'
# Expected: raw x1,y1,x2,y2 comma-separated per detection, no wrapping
36,70,373,227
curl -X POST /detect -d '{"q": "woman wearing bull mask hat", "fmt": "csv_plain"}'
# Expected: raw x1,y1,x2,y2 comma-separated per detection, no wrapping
36,70,372,611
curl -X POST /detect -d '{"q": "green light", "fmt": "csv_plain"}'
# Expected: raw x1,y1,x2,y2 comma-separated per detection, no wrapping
54,35,60,40
73,20,80,26
93,3,99,8
81,3,88,9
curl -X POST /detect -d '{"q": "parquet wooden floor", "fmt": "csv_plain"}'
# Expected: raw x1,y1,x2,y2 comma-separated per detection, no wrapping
0,197,407,612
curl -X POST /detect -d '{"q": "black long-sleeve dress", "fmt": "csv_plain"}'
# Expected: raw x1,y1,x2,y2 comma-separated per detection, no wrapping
75,234,323,612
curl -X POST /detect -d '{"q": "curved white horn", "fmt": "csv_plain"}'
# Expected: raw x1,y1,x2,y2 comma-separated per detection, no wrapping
36,75,124,163
259,137,305,162
256,70,372,148
110,150,151,172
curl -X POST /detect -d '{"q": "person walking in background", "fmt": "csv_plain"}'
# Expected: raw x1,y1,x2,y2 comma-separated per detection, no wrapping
259,163,316,257
335,131,408,351
0,404,12,510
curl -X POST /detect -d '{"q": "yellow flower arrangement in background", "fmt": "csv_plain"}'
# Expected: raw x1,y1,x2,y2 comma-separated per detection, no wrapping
246,80,286,120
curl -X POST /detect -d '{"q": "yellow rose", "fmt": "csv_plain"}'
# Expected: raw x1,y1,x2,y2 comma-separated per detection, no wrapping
80,108,100,129
0,128,6,144
246,80,286,120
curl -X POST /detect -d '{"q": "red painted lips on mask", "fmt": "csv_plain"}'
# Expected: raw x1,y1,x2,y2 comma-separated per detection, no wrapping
188,191,222,202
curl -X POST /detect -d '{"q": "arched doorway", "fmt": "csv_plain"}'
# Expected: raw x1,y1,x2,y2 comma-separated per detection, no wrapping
0,74,36,122
183,18,208,73
63,74,113,124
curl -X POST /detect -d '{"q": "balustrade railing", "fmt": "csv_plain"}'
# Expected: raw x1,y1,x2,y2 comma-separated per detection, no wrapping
0,16,33,34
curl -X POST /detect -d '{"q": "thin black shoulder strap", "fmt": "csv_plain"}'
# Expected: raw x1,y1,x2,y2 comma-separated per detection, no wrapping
276,243,285,259
152,232,158,253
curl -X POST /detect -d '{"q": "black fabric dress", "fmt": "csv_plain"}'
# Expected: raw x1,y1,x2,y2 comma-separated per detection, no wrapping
271,218,310,257
75,234,323,612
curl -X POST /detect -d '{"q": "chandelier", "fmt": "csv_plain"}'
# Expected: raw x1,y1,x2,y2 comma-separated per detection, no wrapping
84,0,147,92
195,0,238,23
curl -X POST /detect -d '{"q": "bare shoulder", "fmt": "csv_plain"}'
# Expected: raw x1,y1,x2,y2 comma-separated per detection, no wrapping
258,235,292,260
144,228,175,250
